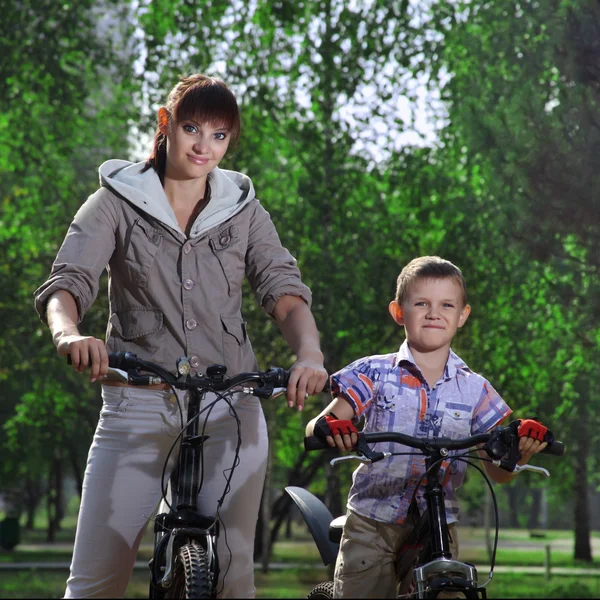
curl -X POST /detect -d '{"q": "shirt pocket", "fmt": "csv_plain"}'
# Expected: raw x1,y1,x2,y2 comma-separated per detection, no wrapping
373,386,420,432
123,218,163,288
442,404,473,440
209,225,245,296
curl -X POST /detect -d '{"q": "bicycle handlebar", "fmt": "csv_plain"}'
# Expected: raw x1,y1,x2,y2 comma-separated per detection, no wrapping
69,351,290,395
304,425,564,472
304,429,564,456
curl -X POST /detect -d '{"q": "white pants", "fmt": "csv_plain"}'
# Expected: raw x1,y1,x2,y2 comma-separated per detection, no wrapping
64,385,268,598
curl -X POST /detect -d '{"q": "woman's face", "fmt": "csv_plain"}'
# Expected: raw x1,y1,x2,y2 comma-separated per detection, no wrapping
160,108,231,181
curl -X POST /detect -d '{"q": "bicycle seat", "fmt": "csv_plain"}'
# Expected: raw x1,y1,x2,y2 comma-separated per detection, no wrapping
328,515,346,544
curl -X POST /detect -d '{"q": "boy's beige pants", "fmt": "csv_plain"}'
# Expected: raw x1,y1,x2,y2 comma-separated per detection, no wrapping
64,384,268,598
333,509,459,599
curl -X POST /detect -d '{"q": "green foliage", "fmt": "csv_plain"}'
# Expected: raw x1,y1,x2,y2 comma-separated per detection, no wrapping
2,0,598,554
0,1,138,493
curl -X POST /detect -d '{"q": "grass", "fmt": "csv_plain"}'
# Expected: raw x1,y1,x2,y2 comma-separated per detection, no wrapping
2,522,600,598
0,569,599,598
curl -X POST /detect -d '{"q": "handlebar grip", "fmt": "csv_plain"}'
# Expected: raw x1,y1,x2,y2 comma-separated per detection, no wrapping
271,367,291,388
542,440,565,456
108,351,140,370
66,352,139,370
304,436,329,451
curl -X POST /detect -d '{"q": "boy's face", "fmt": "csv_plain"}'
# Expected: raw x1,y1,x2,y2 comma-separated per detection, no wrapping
388,277,471,354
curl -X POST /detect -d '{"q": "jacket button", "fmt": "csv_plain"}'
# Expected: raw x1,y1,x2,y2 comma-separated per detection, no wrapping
183,279,194,290
183,243,192,254
190,356,200,368
185,319,197,330
219,234,231,246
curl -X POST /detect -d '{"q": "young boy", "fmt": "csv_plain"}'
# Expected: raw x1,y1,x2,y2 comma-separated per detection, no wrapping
305,256,548,599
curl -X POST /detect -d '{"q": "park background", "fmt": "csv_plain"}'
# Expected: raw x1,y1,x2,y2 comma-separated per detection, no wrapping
0,0,599,597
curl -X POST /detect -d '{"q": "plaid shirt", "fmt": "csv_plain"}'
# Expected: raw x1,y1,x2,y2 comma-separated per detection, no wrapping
331,341,512,525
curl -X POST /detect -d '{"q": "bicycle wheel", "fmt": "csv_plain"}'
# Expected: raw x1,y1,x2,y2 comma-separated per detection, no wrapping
307,581,335,599
166,542,214,599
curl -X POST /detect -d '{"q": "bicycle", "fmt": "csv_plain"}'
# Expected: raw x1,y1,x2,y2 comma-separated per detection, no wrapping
98,351,290,599
287,421,564,599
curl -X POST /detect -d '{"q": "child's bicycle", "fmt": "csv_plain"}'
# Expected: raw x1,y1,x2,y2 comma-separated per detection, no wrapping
100,351,290,599
287,422,564,599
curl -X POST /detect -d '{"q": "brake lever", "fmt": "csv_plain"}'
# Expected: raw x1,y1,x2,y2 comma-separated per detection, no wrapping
330,455,374,466
513,464,550,478
328,433,389,467
101,367,129,383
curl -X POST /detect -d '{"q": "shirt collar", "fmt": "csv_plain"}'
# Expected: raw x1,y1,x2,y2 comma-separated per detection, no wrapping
395,340,469,382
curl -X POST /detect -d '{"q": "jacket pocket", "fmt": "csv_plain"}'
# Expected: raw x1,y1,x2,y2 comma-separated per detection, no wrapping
220,315,252,376
124,218,163,288
110,308,163,340
209,225,245,296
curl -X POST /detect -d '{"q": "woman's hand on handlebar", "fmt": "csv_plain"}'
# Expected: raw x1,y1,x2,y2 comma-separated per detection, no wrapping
57,334,109,382
286,356,328,411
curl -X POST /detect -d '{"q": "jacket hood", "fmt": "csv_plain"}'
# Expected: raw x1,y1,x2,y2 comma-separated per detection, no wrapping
98,160,256,238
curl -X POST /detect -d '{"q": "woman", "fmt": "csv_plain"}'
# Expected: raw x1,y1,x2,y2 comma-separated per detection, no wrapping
34,74,328,598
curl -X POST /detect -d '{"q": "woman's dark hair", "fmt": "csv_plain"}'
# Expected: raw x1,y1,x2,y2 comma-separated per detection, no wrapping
144,74,241,182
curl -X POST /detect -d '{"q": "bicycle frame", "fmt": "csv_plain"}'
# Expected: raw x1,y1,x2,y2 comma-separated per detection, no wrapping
294,424,563,599
410,448,482,599
151,385,219,597
101,352,289,599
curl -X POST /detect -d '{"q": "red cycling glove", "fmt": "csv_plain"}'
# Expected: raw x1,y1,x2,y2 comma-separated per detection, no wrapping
314,412,358,441
517,418,548,441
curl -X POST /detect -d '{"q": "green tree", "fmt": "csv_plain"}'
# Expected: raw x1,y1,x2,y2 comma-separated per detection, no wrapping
0,0,138,539
407,0,600,560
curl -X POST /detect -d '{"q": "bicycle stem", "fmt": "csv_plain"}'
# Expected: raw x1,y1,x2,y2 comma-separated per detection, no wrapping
423,450,453,560
177,387,203,510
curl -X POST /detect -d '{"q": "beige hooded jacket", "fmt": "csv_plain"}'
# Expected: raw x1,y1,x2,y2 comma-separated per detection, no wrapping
34,160,311,376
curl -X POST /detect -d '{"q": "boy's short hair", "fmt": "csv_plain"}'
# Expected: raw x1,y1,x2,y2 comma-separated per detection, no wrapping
395,256,468,306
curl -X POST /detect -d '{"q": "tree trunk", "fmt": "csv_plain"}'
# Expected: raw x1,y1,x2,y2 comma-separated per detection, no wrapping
574,410,592,561
527,488,542,530
505,484,521,529
269,452,329,548
46,449,64,542
285,512,292,539
23,478,42,531
69,443,84,499
483,484,493,564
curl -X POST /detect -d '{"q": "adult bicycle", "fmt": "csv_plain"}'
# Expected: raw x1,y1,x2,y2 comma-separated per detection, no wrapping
100,351,290,599
287,421,564,599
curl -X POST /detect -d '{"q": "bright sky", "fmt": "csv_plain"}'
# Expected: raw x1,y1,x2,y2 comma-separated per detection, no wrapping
127,0,445,164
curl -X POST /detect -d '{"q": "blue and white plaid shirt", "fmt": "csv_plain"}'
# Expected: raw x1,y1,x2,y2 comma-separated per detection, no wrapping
331,341,512,525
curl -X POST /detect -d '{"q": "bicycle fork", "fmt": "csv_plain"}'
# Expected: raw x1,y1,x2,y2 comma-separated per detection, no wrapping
412,449,482,599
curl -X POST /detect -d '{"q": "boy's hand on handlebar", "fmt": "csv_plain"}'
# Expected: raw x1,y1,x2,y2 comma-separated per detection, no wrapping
286,358,328,411
314,414,359,451
516,418,549,466
517,436,548,466
57,334,109,382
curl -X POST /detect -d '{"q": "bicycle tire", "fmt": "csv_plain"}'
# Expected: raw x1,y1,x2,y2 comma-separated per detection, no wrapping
166,542,214,599
307,581,335,599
